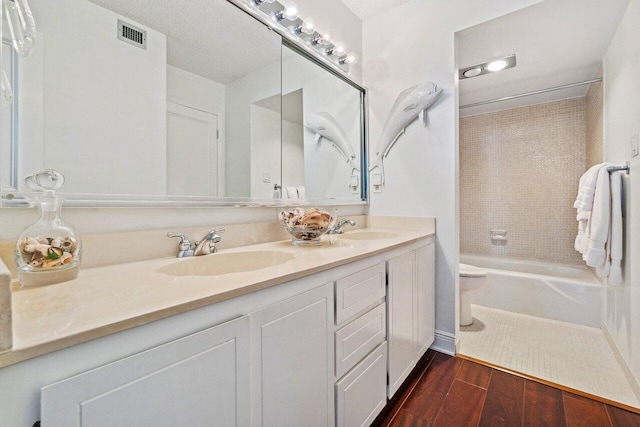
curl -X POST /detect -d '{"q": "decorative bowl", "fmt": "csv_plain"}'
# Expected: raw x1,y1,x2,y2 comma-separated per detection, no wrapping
277,207,337,246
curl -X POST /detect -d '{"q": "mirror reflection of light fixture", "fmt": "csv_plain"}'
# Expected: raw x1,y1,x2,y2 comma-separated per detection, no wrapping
459,54,517,79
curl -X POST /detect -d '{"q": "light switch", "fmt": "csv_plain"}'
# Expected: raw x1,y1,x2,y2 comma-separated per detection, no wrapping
631,133,639,158
371,173,383,193
262,173,271,183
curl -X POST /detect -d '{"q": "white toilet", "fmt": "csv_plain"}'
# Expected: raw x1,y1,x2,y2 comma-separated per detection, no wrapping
459,263,488,326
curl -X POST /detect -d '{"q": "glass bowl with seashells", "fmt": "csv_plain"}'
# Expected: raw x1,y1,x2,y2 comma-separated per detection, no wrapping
277,207,337,246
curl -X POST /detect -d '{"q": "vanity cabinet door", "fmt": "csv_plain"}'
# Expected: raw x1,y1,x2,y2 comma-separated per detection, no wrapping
251,283,334,427
386,252,417,398
41,316,251,427
416,243,435,358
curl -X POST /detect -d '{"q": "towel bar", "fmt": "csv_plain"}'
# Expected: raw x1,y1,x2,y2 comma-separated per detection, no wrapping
607,161,630,174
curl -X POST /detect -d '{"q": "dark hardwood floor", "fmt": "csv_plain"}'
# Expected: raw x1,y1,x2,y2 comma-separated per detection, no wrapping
372,350,640,427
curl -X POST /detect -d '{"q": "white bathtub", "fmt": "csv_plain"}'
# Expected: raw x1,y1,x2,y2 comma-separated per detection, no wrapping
460,254,601,328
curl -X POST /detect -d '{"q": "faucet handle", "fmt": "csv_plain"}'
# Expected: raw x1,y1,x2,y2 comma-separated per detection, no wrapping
204,228,225,242
166,232,191,251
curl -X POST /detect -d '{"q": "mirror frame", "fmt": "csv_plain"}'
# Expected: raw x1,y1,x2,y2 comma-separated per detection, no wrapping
0,0,368,208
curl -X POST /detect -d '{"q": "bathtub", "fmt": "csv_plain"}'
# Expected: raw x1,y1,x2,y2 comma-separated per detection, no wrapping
460,254,601,328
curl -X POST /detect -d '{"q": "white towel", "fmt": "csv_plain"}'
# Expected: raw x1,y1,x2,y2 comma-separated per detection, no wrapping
582,167,610,268
574,163,610,212
296,186,306,199
574,163,610,252
606,171,623,285
284,186,298,199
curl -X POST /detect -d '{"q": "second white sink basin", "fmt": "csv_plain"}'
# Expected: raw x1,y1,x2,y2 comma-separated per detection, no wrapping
158,251,295,277
339,231,398,241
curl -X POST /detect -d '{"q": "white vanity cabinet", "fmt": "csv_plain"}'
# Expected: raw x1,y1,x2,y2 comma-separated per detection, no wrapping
251,283,334,427
41,316,251,427
386,241,435,398
334,263,387,427
9,232,435,427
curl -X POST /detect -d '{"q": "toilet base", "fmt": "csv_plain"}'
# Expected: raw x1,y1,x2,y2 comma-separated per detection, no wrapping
460,291,473,326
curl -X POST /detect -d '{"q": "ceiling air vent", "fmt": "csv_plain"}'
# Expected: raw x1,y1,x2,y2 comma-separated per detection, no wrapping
117,19,147,50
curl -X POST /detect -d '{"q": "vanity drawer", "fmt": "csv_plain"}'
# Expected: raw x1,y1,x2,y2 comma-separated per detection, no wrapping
335,303,386,378
335,263,385,325
336,342,387,427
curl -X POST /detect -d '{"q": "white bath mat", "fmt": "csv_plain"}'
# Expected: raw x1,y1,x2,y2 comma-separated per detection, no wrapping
458,304,640,408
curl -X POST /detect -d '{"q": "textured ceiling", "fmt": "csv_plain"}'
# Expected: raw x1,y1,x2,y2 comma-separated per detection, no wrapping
87,0,281,84
340,0,412,21
458,0,630,116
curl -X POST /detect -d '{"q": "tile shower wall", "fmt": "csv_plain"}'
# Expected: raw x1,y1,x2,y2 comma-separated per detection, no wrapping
586,66,604,169
460,98,586,264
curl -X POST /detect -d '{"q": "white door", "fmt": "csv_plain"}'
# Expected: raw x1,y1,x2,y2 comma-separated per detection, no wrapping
415,243,435,358
41,316,251,427
387,252,417,398
167,102,219,196
251,284,334,427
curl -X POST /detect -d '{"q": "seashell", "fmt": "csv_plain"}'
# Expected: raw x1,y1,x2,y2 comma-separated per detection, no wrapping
51,237,63,248
48,247,63,258
24,243,51,257
35,236,49,245
19,237,30,253
61,252,73,264
29,258,43,268
61,237,77,254
43,257,63,268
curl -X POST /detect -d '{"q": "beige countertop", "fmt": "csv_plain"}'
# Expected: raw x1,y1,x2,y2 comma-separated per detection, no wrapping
0,216,434,367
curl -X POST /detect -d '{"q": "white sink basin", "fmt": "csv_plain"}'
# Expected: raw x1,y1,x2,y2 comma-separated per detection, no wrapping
157,251,295,277
338,231,398,241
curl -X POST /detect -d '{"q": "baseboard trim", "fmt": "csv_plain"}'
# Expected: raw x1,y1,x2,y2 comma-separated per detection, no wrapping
430,330,455,355
602,323,640,401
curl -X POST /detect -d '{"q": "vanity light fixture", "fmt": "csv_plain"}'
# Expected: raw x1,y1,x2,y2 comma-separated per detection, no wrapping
244,0,357,72
459,54,516,80
291,18,315,35
340,52,359,65
327,41,346,57
275,2,299,21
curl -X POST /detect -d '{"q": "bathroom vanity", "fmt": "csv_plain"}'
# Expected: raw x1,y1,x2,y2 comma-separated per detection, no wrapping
0,217,435,426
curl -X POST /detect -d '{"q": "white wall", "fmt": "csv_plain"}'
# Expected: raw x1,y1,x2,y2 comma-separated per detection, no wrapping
282,120,305,188
225,61,280,197
28,0,167,195
362,0,544,352
603,0,640,386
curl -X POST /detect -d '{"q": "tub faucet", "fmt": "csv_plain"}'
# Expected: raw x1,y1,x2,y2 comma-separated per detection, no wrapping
329,219,356,235
167,228,225,257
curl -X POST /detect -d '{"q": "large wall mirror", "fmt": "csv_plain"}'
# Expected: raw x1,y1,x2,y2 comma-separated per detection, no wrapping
0,0,367,206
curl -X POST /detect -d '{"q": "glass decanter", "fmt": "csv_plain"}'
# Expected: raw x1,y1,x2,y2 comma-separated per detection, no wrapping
15,170,81,286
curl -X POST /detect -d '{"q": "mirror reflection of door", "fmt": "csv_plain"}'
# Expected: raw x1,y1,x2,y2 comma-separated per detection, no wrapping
166,102,219,197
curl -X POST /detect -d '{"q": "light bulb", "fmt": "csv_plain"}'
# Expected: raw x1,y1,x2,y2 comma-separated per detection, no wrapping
277,2,298,20
331,42,346,56
341,52,359,65
486,59,508,72
321,31,332,45
301,18,315,34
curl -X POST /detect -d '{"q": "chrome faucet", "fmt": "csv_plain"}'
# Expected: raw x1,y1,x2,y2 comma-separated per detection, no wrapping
167,228,225,257
329,219,356,235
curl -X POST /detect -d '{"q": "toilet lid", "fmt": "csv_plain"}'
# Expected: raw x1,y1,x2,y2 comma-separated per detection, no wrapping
460,263,487,277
